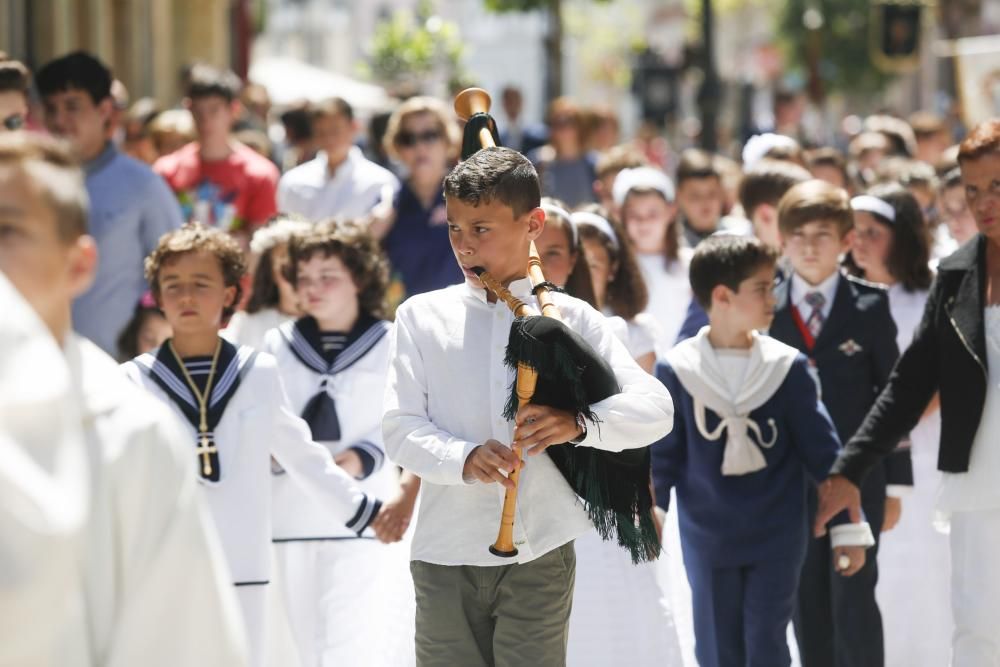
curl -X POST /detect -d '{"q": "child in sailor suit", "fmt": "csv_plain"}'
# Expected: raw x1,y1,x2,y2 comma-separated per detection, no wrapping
264,220,413,666
123,224,383,667
650,235,874,667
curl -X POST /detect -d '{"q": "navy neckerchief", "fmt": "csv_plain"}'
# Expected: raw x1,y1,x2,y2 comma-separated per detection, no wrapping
280,314,390,442
133,338,257,482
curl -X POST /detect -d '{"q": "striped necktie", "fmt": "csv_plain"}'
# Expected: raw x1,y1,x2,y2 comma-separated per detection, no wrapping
804,291,826,338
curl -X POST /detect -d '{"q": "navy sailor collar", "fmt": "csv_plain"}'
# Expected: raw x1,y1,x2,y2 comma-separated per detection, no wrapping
133,337,257,428
280,314,390,376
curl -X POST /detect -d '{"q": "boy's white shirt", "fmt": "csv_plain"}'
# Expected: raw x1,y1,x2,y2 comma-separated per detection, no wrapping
264,324,396,540
123,348,372,585
0,270,247,667
382,277,675,567
666,326,874,549
0,274,91,666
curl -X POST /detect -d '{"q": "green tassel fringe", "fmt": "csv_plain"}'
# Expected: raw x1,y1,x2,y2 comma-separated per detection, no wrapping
501,316,662,564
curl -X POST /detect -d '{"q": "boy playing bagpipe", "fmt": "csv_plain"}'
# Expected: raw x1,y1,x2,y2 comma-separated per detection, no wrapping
382,146,674,667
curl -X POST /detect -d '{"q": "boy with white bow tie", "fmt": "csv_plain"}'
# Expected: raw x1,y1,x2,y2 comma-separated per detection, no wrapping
650,234,874,667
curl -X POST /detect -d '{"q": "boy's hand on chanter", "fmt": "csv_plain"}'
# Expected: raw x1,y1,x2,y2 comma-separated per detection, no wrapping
832,545,866,577
513,405,584,456
463,440,521,489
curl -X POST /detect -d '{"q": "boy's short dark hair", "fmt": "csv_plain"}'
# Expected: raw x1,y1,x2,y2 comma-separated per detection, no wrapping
286,219,390,320
958,119,1000,165
738,159,811,219
280,104,313,142
676,148,721,188
145,223,247,319
0,56,30,95
35,51,112,104
806,147,849,183
186,64,242,103
309,97,354,123
0,132,88,242
777,179,853,237
443,147,540,217
690,234,778,310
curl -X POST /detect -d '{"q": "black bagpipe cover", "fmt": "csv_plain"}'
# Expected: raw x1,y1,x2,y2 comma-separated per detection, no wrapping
501,315,660,563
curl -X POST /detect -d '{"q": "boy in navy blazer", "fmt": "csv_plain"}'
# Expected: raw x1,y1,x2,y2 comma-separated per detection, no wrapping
769,180,911,667
651,234,874,667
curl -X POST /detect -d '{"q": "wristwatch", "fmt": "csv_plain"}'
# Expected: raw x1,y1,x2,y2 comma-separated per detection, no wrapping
570,412,587,444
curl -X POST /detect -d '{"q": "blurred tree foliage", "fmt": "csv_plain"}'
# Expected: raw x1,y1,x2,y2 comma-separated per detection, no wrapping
365,0,468,93
775,0,895,97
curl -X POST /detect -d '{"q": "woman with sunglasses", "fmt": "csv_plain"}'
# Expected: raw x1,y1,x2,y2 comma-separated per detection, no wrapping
0,55,30,133
379,96,463,304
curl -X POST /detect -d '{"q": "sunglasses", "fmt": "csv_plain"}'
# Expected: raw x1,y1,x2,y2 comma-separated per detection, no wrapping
397,129,443,147
2,114,24,131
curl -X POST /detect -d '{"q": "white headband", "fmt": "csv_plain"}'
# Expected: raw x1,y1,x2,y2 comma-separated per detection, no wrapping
612,166,675,207
571,211,620,250
851,195,896,223
249,218,314,254
542,203,578,246
741,132,799,170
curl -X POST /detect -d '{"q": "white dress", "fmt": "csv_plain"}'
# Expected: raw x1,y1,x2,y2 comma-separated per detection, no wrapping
223,308,293,350
567,314,684,666
636,249,693,358
264,320,415,667
875,284,952,667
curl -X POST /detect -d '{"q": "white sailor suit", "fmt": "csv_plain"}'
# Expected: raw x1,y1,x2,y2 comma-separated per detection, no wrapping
123,338,379,667
264,315,401,666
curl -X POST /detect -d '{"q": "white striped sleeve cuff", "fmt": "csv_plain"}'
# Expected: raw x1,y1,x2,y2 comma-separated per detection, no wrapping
345,494,382,535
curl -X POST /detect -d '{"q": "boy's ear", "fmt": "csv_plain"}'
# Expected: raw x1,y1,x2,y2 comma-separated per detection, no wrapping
526,206,546,241
67,235,98,299
222,285,237,310
840,228,855,252
755,204,776,227
710,283,731,308
97,97,114,124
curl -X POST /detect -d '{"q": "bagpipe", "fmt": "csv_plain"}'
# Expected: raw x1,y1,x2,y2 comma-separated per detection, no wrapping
453,88,660,563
